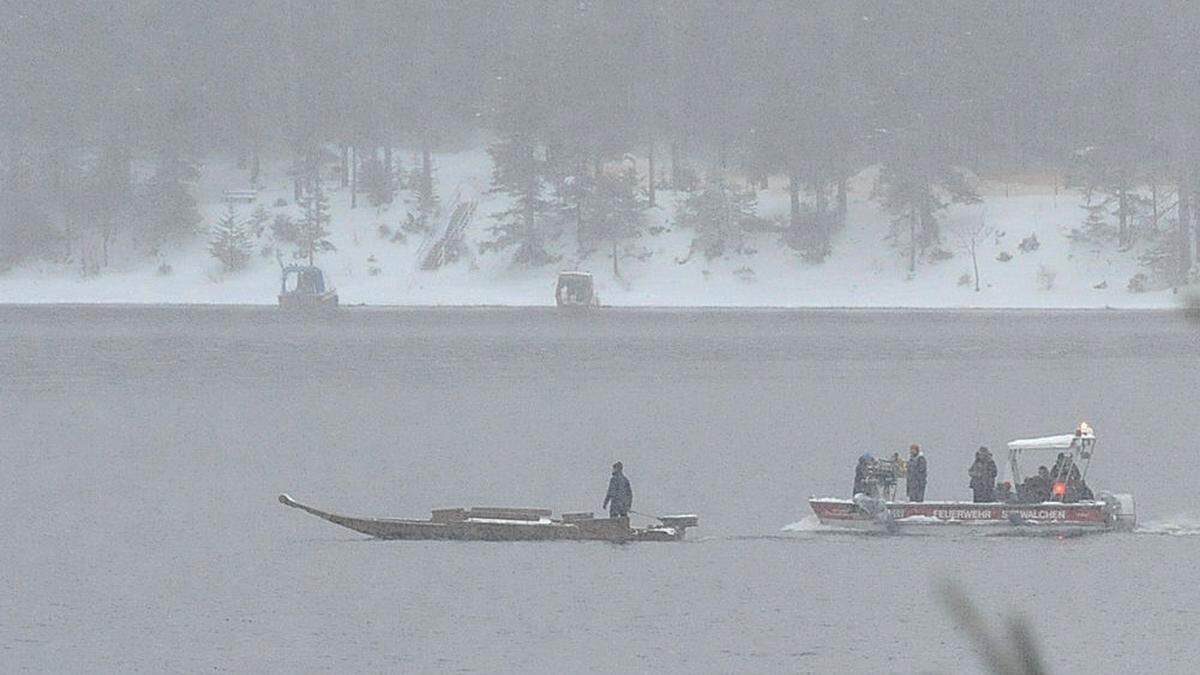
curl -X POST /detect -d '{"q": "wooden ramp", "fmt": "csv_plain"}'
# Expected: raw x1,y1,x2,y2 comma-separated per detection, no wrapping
420,201,477,270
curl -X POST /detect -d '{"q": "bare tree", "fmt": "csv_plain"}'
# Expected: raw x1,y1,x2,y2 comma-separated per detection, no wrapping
950,209,993,292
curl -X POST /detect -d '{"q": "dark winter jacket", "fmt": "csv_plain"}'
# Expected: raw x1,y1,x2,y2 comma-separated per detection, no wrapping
853,459,870,496
906,454,927,489
604,472,633,511
1019,476,1050,503
969,455,997,487
969,453,998,501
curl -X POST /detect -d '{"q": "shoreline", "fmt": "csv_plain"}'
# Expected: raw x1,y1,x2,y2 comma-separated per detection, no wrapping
0,302,1190,313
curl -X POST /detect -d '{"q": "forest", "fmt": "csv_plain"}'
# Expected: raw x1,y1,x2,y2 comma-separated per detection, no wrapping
2,1,1198,289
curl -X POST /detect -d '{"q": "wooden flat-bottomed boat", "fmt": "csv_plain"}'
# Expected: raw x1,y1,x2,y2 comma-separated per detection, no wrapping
279,494,698,542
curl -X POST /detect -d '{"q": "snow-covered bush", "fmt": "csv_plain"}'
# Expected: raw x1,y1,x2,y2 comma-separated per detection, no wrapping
996,251,1012,262
1018,233,1040,253
928,246,954,263
1137,229,1187,288
248,205,272,238
958,272,973,287
1127,273,1149,293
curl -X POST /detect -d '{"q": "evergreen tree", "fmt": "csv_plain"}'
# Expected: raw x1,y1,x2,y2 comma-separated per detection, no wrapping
81,145,135,269
208,205,253,272
675,175,760,262
294,182,335,265
248,204,272,238
1070,199,1116,243
480,133,558,266
1065,145,1152,248
0,154,60,267
579,167,647,278
414,149,439,223
139,152,201,254
402,154,439,234
871,131,981,273
360,156,397,211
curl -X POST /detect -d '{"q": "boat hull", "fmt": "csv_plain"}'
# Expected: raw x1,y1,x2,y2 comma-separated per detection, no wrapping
278,291,339,309
809,496,1134,533
280,494,690,542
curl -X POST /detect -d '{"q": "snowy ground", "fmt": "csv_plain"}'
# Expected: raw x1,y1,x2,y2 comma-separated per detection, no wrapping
1,148,1193,308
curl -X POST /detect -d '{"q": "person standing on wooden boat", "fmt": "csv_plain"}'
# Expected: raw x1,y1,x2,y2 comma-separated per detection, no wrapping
603,462,633,518
906,444,927,502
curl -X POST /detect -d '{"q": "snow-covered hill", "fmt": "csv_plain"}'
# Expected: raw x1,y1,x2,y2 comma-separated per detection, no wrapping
0,148,1192,308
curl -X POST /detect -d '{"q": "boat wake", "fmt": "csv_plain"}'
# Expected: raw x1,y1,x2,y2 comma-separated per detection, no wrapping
781,515,827,532
1135,515,1200,536
778,515,887,535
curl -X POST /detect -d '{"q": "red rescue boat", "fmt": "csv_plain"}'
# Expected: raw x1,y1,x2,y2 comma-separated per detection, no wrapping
808,424,1136,533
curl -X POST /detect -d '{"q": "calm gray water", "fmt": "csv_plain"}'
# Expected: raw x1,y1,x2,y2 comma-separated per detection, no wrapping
2,306,1198,673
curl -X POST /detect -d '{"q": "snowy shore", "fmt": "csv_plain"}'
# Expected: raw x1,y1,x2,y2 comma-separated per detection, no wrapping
1,149,1192,309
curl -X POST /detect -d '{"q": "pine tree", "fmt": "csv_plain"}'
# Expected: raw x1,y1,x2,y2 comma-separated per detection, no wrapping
248,204,271,238
140,152,201,254
415,148,438,223
208,205,253,272
360,156,396,211
871,147,981,273
550,151,595,242
0,154,60,267
675,174,760,262
579,167,647,277
480,133,558,266
294,182,335,265
1065,146,1150,247
399,151,440,234
81,145,135,269
1070,199,1116,243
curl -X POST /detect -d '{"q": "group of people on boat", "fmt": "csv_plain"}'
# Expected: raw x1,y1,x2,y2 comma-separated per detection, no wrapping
1013,453,1094,503
853,444,927,501
852,443,1093,504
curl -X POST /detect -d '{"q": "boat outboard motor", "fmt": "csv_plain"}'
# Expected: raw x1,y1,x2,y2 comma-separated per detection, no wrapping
1098,492,1137,531
852,493,897,533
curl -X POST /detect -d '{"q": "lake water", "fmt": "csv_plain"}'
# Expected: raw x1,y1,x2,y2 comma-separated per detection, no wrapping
2,306,1197,673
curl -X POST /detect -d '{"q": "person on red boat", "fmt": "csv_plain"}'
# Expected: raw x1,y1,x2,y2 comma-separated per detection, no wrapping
969,446,998,502
906,444,927,502
1018,466,1052,503
603,461,633,518
995,480,1015,503
853,454,874,496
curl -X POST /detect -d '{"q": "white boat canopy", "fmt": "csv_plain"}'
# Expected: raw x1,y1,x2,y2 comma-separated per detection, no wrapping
1007,433,1093,451
1005,424,1097,487
1008,422,1095,452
